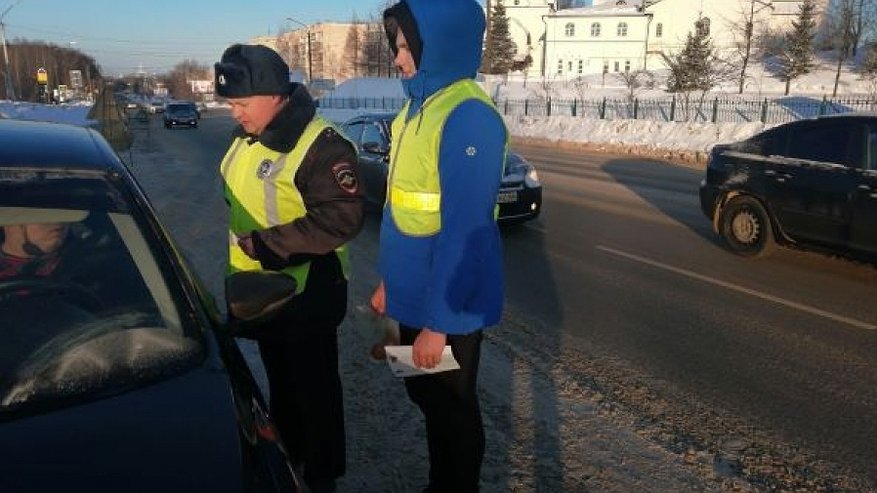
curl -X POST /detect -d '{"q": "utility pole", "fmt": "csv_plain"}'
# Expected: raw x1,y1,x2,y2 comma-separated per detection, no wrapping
287,17,313,83
1,0,22,101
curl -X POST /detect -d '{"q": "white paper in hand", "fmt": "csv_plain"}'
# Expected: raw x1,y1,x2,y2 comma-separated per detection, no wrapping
384,345,460,377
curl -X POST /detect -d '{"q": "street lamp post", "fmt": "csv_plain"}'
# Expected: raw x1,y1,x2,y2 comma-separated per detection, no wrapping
1,0,22,101
286,17,312,83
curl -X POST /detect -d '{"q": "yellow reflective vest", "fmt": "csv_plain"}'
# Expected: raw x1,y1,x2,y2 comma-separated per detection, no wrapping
388,79,503,236
221,115,352,294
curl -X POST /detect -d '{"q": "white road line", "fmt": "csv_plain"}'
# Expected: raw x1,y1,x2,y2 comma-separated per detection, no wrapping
596,245,877,331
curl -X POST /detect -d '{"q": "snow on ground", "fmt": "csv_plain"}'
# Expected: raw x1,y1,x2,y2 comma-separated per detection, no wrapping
3,56,873,164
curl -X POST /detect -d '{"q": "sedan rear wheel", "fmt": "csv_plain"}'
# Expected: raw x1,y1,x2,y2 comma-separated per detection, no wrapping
718,195,775,258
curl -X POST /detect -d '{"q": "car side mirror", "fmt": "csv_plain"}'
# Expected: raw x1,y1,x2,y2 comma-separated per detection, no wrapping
225,271,297,333
363,141,389,155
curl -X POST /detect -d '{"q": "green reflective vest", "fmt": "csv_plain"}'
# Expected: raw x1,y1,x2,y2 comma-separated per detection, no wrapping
388,79,503,236
221,115,352,294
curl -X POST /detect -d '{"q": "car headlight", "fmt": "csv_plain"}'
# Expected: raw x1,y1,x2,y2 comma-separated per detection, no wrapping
524,166,540,187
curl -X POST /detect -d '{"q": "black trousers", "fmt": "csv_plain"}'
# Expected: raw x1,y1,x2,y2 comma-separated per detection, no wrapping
400,325,485,493
254,254,347,484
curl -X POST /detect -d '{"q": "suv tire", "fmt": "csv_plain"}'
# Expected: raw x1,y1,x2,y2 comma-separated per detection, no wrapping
719,195,775,258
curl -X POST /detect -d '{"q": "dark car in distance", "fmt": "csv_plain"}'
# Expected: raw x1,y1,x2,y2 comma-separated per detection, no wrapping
163,101,199,129
699,113,877,258
342,112,542,224
0,119,302,492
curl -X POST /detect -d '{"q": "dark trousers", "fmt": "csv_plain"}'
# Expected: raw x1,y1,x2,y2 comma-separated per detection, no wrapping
254,254,347,484
400,325,485,493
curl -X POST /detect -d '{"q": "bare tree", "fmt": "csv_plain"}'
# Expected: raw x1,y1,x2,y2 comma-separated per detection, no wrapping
343,21,365,79
615,69,652,102
825,0,858,97
727,0,772,93
165,60,211,101
2,39,101,102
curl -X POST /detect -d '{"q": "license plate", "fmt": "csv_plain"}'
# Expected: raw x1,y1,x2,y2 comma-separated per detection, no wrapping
497,191,518,204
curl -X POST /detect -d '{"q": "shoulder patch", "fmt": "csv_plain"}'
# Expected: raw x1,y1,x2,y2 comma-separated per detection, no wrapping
332,162,359,194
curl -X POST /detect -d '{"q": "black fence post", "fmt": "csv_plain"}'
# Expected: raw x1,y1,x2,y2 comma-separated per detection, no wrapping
600,97,607,120
525,99,529,116
504,99,509,115
633,98,639,120
572,99,577,117
669,96,676,122
547,97,552,117
760,98,768,123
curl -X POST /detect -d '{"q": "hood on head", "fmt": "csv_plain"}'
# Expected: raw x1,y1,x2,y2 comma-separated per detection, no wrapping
386,0,485,104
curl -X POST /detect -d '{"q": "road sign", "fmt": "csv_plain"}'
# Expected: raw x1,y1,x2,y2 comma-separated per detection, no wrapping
36,67,48,85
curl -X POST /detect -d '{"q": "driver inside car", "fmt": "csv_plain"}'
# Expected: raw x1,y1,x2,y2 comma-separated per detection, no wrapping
0,221,72,280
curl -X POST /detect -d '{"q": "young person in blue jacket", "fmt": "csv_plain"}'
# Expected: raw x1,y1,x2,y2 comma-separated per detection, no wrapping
369,1,508,491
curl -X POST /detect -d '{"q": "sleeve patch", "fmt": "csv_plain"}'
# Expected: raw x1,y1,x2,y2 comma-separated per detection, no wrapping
332,162,359,194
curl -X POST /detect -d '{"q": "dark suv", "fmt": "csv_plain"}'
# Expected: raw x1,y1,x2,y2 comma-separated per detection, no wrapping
699,113,877,258
341,112,542,224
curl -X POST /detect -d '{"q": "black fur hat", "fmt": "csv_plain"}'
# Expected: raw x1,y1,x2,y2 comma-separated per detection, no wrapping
214,44,291,98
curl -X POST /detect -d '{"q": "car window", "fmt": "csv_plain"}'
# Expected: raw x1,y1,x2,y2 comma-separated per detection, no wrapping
787,122,858,167
362,123,385,147
741,125,788,156
0,201,203,414
343,122,365,145
869,126,877,171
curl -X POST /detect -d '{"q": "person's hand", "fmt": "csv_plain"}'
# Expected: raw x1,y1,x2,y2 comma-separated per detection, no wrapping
370,281,386,316
237,235,257,259
412,328,446,369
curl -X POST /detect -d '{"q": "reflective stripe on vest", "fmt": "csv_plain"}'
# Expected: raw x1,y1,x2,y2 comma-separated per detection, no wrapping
221,115,353,294
388,79,503,236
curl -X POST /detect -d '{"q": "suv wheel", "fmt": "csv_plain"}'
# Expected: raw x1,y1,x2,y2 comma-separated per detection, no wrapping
718,195,775,258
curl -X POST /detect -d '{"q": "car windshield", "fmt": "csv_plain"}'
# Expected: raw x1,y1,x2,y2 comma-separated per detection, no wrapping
0,171,204,416
167,104,195,115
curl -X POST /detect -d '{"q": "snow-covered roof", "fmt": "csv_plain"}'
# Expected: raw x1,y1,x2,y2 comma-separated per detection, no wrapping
551,0,643,17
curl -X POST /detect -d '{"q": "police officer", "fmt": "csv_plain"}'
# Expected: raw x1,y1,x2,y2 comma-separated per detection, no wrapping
215,44,363,493
369,1,508,492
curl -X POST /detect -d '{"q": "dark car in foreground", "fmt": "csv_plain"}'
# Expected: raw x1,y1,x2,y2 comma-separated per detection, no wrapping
699,113,877,258
163,101,199,129
0,119,301,492
341,112,542,223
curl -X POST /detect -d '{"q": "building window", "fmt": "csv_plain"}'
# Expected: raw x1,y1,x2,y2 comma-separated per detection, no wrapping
557,59,563,74
565,23,575,37
617,22,628,37
590,22,601,37
578,60,583,74
614,61,620,72
697,17,711,37
603,61,609,73
655,22,663,38
568,61,573,72
514,0,520,4
624,60,631,72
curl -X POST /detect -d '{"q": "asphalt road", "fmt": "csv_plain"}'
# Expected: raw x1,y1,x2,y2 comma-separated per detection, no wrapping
129,109,877,491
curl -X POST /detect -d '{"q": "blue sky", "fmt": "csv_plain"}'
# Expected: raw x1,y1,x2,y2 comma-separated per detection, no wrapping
1,0,394,76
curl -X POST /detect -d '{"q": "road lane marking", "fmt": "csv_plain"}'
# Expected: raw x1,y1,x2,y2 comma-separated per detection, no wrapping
596,245,877,331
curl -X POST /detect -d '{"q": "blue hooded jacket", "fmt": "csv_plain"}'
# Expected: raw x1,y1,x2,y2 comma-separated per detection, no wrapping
379,0,507,335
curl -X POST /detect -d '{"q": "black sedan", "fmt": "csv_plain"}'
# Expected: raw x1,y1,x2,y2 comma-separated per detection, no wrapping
700,113,877,258
163,102,199,129
0,119,302,492
341,112,542,223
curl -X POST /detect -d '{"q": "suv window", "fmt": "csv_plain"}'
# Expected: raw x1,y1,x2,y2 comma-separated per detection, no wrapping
787,122,858,167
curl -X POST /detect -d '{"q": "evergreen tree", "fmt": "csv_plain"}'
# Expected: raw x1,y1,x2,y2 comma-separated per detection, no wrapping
778,0,816,95
665,17,716,93
480,0,517,75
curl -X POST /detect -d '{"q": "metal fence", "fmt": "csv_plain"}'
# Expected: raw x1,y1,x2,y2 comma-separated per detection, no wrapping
318,95,877,125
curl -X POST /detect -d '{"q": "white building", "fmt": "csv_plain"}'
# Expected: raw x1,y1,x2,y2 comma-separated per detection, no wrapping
503,0,826,77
